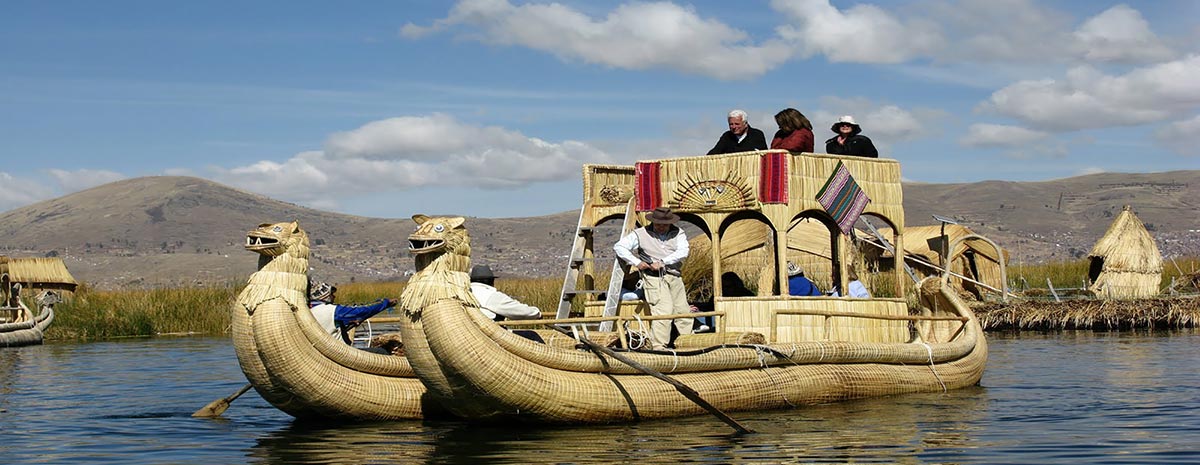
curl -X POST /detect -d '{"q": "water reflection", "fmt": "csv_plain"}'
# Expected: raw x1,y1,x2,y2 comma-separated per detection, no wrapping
2,332,1198,464
245,386,991,464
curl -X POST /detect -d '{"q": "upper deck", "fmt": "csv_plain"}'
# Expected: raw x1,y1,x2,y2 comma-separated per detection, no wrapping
580,150,904,233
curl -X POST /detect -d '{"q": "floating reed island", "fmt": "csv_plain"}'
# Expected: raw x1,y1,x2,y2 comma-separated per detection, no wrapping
970,206,1198,331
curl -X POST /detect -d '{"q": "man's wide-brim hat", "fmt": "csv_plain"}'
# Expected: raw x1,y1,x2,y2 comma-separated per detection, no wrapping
647,207,680,225
831,115,861,133
470,265,496,281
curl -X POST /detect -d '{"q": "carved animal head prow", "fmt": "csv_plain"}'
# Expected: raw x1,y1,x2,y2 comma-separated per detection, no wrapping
408,214,469,257
245,221,308,257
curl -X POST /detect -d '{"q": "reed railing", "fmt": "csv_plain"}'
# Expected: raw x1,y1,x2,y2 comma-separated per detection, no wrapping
768,308,968,343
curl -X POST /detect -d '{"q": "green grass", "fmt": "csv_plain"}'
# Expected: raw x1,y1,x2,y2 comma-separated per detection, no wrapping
1007,256,1199,293
48,282,241,340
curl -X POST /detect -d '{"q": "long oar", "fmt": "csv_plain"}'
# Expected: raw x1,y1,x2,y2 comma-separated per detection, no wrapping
553,326,754,434
192,383,252,418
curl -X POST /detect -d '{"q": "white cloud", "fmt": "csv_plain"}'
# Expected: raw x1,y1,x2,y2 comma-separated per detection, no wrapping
1154,115,1200,156
980,55,1200,131
213,114,613,209
404,1,1177,79
960,124,1050,148
771,0,941,63
1073,5,1174,63
813,97,943,143
402,0,792,80
0,172,57,212
46,168,126,193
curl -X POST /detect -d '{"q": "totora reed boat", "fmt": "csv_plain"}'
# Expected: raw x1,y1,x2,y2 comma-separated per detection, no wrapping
0,287,59,348
394,149,988,423
233,149,988,423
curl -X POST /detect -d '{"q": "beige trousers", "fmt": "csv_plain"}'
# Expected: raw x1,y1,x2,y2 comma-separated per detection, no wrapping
640,273,692,349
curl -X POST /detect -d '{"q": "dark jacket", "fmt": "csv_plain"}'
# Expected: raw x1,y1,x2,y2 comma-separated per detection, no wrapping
825,134,878,158
771,128,814,153
708,127,768,155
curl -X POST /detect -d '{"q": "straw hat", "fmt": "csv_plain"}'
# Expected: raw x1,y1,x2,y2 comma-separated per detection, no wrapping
830,115,861,133
647,207,680,225
309,281,336,302
786,261,805,277
470,265,496,282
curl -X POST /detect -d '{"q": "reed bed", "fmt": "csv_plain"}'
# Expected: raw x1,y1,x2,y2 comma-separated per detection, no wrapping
48,282,240,340
40,256,1200,339
975,296,1200,330
1008,256,1199,296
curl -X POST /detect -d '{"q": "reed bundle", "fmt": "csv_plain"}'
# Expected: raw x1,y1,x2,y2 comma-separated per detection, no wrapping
975,296,1200,330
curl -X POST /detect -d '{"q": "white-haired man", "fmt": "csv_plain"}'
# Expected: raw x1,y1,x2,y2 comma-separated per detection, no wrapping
707,109,768,155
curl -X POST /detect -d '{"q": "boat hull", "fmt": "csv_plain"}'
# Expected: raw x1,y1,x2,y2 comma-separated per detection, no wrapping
409,279,986,423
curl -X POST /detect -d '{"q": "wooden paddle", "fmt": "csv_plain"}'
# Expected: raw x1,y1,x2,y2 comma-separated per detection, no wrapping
192,383,252,418
552,326,754,434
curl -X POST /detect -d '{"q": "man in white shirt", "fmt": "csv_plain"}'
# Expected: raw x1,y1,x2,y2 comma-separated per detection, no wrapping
468,265,542,321
613,207,692,350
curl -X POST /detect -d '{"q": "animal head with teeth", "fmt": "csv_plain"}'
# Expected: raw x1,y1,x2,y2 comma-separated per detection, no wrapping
245,221,307,257
408,214,469,257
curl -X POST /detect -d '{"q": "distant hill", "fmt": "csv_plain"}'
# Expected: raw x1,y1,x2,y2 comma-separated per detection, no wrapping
0,172,1195,289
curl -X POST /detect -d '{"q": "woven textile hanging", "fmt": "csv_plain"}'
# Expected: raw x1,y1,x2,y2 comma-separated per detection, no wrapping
634,162,662,212
758,151,789,203
816,161,871,235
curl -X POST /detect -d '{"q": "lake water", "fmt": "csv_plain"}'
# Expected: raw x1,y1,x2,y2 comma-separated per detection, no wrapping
2,331,1198,464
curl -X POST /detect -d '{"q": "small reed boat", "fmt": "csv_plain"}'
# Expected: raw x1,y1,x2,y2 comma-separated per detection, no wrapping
397,150,989,423
0,289,58,348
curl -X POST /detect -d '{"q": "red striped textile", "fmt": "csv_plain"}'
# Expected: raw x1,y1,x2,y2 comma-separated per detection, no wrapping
816,161,871,235
635,162,661,212
758,151,789,203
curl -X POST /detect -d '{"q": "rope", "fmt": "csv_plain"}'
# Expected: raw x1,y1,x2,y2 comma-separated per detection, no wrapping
920,342,947,392
625,314,651,350
750,344,796,407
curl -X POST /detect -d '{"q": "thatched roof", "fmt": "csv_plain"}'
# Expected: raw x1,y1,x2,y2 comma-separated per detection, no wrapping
1086,206,1162,299
1087,206,1163,273
0,257,78,285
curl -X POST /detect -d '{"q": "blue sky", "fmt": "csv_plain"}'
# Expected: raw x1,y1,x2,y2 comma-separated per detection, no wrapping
2,0,1197,218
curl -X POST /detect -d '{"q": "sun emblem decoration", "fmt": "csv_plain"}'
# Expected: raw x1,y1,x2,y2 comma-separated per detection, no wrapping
669,173,756,211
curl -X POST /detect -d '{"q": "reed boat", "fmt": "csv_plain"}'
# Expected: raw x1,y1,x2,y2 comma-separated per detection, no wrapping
230,221,435,420
0,290,58,348
398,149,989,423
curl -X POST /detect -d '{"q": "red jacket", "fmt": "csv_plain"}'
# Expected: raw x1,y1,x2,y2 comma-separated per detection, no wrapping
770,128,814,153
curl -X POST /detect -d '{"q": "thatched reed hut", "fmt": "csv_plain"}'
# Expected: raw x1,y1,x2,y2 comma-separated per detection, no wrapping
1086,205,1162,299
870,224,1007,300
1,256,79,303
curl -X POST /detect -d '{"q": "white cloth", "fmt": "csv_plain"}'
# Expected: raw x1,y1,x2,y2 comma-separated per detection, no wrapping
846,280,871,298
308,303,340,339
470,282,541,320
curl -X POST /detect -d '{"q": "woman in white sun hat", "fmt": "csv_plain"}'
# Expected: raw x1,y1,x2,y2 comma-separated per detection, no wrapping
825,115,878,158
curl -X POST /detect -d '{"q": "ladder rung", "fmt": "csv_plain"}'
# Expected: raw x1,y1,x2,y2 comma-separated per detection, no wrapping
562,290,606,299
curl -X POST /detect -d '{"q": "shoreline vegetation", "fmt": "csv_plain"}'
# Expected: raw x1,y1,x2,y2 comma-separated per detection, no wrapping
41,258,1199,341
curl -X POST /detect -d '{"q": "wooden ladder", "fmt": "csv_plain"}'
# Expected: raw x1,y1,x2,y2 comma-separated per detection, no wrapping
555,198,638,330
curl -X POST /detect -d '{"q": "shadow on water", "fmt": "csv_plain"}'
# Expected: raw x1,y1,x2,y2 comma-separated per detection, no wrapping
247,386,991,464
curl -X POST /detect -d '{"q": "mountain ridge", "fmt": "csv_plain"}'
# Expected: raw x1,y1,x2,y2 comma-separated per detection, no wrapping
1,171,1195,289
